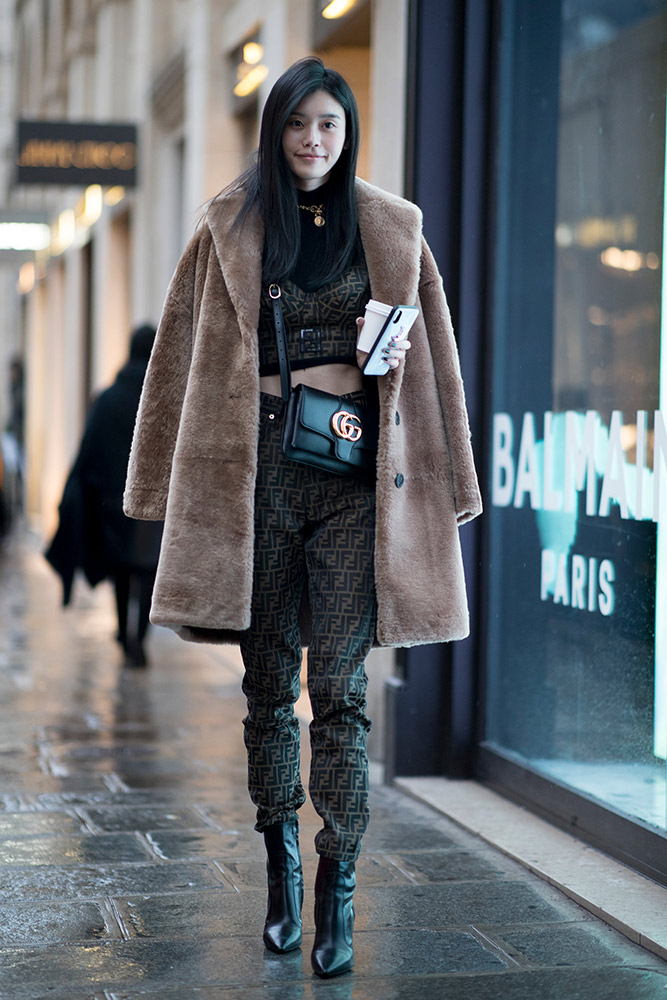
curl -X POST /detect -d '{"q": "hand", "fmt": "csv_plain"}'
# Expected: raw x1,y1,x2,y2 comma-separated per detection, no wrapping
382,333,412,369
355,317,412,371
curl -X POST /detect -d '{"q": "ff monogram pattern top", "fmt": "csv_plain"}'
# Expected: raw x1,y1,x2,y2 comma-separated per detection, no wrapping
258,262,371,376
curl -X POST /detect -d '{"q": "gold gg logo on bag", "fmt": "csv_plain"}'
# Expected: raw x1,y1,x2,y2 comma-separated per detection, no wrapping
331,410,363,442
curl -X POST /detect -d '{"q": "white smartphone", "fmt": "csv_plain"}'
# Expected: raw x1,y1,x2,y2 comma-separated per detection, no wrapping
361,305,419,376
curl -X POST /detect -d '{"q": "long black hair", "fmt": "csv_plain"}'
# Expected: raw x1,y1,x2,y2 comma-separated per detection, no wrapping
234,57,361,287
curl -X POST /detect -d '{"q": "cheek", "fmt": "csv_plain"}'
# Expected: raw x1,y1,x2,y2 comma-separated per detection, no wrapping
330,134,346,159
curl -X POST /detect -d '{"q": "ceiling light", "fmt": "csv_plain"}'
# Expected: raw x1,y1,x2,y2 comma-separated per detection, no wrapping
78,184,103,226
234,64,269,97
104,186,126,206
0,222,51,251
243,42,263,65
321,0,358,17
18,261,36,294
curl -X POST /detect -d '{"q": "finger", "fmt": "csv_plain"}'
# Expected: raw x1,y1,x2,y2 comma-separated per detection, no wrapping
385,345,411,360
381,349,400,365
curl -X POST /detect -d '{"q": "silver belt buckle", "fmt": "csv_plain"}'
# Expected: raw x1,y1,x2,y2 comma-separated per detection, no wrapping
299,327,322,354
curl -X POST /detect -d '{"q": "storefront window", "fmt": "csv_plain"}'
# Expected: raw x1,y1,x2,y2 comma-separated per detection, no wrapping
487,0,667,833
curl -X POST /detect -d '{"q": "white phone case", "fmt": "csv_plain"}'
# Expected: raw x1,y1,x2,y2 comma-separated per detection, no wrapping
361,305,419,376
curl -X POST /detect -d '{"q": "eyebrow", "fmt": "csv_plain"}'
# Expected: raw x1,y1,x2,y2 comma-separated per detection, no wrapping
290,111,342,119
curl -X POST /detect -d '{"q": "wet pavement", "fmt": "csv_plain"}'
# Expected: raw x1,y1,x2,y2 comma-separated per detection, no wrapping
1,530,667,1000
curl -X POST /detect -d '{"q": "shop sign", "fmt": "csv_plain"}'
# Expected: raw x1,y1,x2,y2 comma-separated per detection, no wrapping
491,409,667,618
16,121,137,187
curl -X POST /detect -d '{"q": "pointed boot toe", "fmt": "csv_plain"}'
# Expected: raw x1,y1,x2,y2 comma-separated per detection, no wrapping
311,941,354,979
263,906,302,954
262,821,303,953
263,918,302,954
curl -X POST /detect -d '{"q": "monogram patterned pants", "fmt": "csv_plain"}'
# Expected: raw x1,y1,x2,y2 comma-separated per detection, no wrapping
239,391,376,862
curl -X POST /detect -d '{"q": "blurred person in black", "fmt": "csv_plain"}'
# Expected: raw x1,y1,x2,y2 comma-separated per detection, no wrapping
46,324,162,667
7,356,25,449
1,356,25,536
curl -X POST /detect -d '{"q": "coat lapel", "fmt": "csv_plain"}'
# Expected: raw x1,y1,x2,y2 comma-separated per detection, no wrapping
355,178,422,310
355,179,423,403
206,192,264,346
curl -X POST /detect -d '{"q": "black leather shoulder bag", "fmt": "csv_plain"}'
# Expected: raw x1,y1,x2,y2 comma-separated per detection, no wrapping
269,283,378,484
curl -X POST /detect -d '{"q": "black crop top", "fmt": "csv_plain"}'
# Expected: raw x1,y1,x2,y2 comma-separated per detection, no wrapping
258,184,371,376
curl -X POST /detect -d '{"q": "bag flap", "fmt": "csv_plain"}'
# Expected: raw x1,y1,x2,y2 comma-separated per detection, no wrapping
296,386,378,456
297,387,339,438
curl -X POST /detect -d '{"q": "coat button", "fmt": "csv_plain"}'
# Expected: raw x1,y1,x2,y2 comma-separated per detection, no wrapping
395,411,401,425
268,413,275,420
395,473,404,488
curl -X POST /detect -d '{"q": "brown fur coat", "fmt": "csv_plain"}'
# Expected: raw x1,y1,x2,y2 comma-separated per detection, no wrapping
124,178,482,647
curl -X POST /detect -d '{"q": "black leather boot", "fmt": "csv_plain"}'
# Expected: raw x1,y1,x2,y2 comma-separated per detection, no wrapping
311,856,355,978
262,821,303,953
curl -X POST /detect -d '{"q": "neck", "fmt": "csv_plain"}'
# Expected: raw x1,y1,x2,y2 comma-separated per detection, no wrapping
297,180,330,203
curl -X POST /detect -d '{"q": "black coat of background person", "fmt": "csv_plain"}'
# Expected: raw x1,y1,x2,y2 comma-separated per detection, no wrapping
46,325,163,608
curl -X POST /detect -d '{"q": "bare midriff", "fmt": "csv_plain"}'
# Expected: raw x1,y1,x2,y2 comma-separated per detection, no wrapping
259,360,365,398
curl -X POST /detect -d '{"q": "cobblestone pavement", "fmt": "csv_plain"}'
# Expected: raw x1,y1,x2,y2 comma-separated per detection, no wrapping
1,530,667,1000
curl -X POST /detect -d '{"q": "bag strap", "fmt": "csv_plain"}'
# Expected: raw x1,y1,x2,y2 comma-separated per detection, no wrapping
269,283,291,403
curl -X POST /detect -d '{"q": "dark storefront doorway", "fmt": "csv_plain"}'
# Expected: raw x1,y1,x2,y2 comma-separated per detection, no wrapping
389,0,667,886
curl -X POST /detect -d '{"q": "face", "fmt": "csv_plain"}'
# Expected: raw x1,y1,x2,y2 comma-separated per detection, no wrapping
281,89,347,191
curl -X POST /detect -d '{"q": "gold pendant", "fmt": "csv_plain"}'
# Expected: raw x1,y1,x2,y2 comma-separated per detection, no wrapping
299,202,325,226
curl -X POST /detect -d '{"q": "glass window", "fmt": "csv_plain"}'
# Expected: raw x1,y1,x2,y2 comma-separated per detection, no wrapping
487,0,667,833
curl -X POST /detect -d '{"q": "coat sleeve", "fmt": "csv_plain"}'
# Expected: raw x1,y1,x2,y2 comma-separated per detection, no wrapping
123,229,204,520
418,237,483,525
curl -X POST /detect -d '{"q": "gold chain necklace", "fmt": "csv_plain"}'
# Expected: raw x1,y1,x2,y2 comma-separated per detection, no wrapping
298,203,325,227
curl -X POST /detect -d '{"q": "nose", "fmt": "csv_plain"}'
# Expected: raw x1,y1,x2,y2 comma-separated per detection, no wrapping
302,123,321,148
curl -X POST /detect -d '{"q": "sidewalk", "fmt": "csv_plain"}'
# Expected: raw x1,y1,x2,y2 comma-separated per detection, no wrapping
1,530,666,1000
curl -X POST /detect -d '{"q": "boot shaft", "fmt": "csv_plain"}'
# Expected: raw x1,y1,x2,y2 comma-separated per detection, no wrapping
312,856,356,977
262,821,304,954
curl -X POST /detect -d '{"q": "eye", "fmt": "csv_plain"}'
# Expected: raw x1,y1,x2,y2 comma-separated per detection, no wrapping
287,118,303,128
322,121,337,129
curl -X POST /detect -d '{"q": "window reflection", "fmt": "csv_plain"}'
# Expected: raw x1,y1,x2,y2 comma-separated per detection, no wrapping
487,0,667,833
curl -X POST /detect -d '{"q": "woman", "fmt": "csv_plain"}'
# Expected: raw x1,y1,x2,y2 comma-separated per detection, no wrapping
124,57,482,977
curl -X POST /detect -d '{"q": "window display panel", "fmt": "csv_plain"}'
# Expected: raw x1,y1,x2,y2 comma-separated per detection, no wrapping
487,0,667,833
